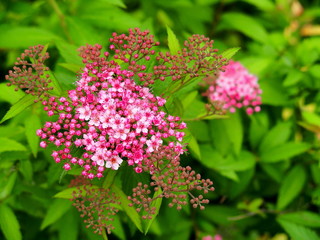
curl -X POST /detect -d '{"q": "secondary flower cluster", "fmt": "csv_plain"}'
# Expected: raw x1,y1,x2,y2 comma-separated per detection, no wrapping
129,145,214,219
5,45,53,101
204,60,262,115
37,64,186,178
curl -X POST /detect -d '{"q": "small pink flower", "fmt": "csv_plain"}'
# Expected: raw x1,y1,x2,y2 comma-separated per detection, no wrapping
206,60,262,115
105,156,123,170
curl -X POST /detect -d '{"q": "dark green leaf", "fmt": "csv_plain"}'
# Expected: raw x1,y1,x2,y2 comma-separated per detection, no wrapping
278,211,320,228
219,12,269,43
277,165,307,210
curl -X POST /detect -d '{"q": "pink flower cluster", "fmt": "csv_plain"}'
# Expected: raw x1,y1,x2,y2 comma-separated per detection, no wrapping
37,65,186,179
207,60,262,115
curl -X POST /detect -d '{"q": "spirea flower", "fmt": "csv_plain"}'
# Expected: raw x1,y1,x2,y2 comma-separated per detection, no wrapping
37,65,186,178
205,60,262,115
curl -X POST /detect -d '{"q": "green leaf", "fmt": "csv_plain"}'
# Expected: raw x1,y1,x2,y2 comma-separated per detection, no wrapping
259,80,289,106
277,219,320,240
54,185,99,199
241,0,275,11
143,188,163,234
55,40,82,65
0,94,36,124
283,69,304,87
302,111,320,126
58,63,82,73
57,208,79,240
167,26,181,55
277,165,307,210
66,16,102,45
0,203,22,240
222,112,243,155
260,142,311,162
0,138,27,153
111,184,143,232
183,128,201,160
219,12,269,43
258,122,292,152
24,114,41,157
19,159,33,182
220,47,241,60
0,26,60,48
0,83,25,105
278,211,320,228
0,172,17,200
41,199,72,230
101,0,126,8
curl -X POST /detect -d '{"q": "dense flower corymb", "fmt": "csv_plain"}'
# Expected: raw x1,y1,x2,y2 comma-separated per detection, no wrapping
205,60,262,115
37,65,186,178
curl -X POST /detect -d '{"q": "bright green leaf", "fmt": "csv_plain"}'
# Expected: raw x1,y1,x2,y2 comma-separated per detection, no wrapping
0,84,25,105
0,172,17,200
277,165,307,210
111,184,143,232
220,47,241,60
167,26,181,55
0,138,27,153
143,188,163,234
54,185,99,199
0,94,36,124
0,26,60,48
41,199,72,230
260,142,311,162
24,114,41,157
55,40,82,65
0,203,22,240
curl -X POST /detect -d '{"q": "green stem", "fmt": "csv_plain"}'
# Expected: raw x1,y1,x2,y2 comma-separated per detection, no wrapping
47,0,73,43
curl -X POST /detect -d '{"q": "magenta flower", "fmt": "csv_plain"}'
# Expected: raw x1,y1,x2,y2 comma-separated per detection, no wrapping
37,65,186,178
206,60,262,114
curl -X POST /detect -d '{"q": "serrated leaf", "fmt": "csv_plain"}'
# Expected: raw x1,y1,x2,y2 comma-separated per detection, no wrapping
41,199,72,230
278,211,320,228
0,138,27,153
25,114,41,157
167,26,181,55
220,47,241,60
111,184,143,232
277,165,307,210
277,219,320,240
143,188,163,234
260,142,311,162
0,204,22,240
0,94,36,124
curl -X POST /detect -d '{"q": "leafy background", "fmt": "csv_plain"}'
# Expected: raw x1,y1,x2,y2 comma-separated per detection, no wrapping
0,0,320,239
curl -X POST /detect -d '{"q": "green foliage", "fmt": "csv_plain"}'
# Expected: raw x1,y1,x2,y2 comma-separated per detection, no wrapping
0,0,319,239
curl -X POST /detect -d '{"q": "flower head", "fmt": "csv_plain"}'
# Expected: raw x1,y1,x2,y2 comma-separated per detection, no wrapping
205,60,262,114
